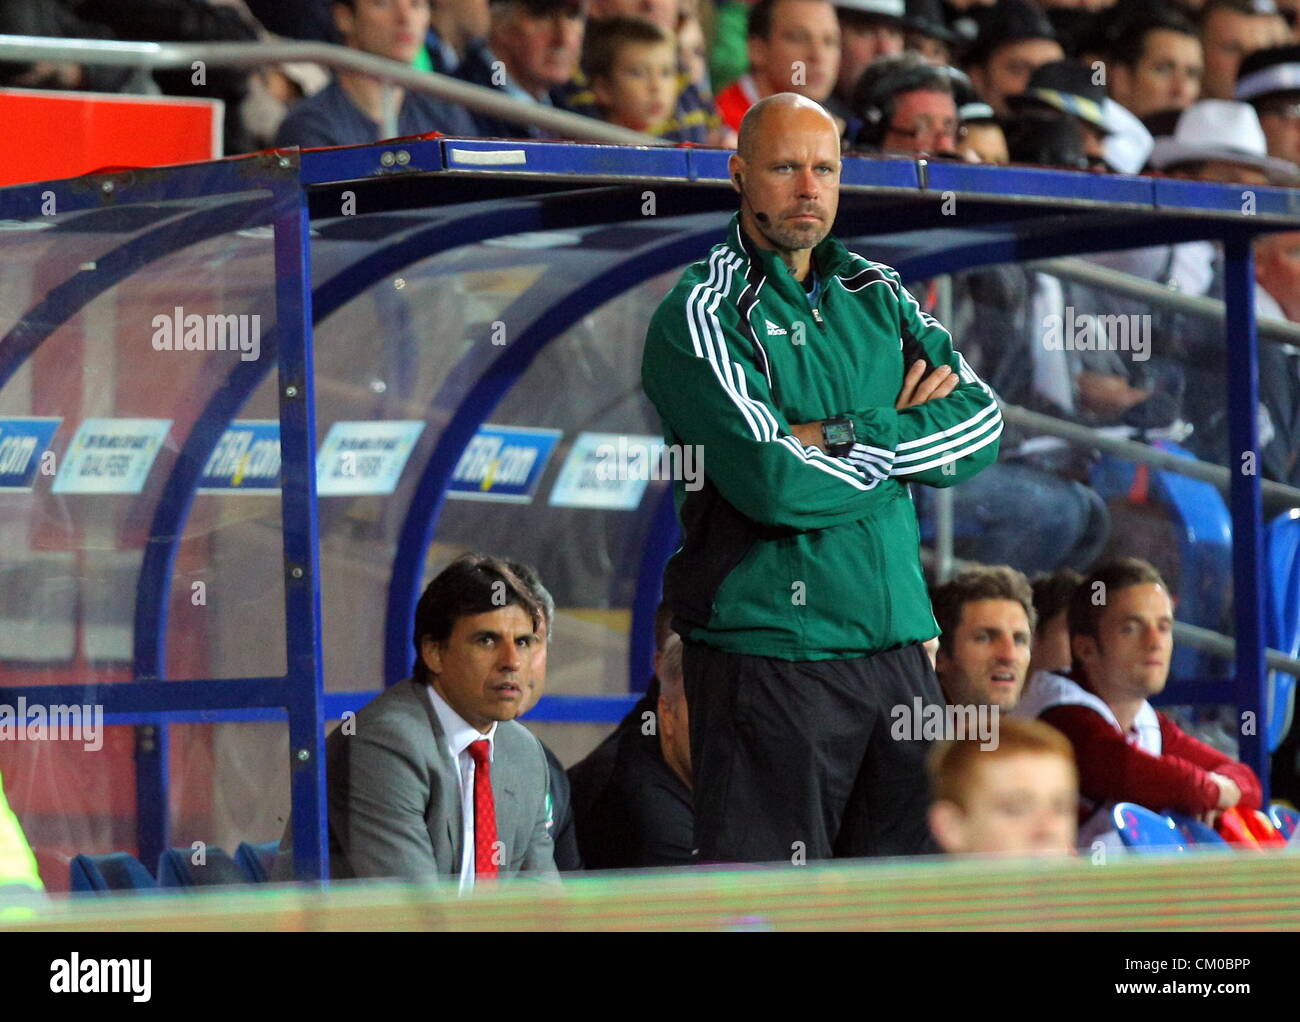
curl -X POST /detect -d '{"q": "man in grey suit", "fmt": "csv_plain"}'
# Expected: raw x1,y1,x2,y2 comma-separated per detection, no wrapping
275,553,559,886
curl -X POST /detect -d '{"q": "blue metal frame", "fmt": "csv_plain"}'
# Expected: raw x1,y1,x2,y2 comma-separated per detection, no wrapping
271,175,329,883
0,198,271,389
3,140,1297,881
382,227,722,688
629,486,679,690
1222,236,1268,797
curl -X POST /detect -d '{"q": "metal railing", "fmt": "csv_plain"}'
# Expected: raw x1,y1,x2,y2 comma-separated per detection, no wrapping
0,34,663,147
1033,256,1300,348
1002,403,1300,509
925,262,1300,681
995,401,1300,677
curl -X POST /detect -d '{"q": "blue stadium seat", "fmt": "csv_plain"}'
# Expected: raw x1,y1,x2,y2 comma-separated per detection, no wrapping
235,840,280,883
69,852,156,893
1269,804,1299,840
157,846,246,887
1163,811,1228,848
1264,512,1300,753
1091,443,1232,684
1113,803,1187,853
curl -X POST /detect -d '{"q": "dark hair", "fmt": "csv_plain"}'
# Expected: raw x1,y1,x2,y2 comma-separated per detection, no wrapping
847,52,956,149
1141,106,1184,138
1106,9,1198,69
1030,569,1083,637
1066,557,1168,651
582,16,672,81
1003,112,1090,170
748,0,776,39
411,553,543,683
1256,89,1300,115
508,559,554,639
929,564,1036,654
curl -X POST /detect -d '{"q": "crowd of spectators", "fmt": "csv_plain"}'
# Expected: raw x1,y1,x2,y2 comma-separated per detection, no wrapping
7,1,1300,580
6,2,1297,169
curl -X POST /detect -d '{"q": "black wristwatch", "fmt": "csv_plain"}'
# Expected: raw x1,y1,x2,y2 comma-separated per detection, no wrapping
821,415,855,457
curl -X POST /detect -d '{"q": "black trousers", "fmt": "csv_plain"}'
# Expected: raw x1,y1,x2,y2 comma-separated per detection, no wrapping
681,640,944,863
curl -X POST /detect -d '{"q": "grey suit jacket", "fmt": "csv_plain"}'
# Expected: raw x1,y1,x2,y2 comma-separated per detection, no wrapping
273,678,558,883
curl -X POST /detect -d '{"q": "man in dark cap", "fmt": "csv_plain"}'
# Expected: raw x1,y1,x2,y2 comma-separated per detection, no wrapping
1007,58,1111,169
962,0,1064,116
1236,43,1300,165
456,0,587,138
904,0,962,65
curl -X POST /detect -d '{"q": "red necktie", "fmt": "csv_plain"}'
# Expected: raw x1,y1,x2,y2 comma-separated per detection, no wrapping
467,739,499,881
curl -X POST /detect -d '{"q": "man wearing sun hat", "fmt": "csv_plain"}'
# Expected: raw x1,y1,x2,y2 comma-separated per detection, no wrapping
1147,98,1300,488
1236,43,1300,166
1149,97,1300,185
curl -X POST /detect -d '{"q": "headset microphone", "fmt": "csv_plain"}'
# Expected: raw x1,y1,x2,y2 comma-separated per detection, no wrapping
735,173,770,224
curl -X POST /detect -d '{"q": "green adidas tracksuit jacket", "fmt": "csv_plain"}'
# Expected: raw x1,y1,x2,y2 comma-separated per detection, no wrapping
641,213,1003,660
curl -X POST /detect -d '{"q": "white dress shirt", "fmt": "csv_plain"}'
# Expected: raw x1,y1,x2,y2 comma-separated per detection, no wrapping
427,685,497,894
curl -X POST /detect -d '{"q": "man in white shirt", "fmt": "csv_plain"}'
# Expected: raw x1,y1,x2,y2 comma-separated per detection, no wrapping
274,553,559,884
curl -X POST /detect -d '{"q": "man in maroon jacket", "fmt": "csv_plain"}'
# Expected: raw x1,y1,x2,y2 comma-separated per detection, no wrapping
1015,558,1261,849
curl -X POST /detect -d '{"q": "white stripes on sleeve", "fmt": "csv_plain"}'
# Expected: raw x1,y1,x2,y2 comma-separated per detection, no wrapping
683,250,894,491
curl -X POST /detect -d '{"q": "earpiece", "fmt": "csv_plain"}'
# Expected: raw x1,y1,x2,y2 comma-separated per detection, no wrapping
734,172,769,223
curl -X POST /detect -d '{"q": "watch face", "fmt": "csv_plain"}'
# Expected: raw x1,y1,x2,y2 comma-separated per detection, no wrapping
823,420,854,447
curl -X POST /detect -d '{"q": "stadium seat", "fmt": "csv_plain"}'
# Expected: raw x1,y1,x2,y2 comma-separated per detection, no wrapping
1091,444,1232,684
1250,810,1288,847
157,846,246,887
235,841,279,883
1268,804,1299,840
1264,512,1300,752
1163,812,1228,848
1217,807,1261,848
69,852,156,893
1113,803,1187,853
1216,807,1288,849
